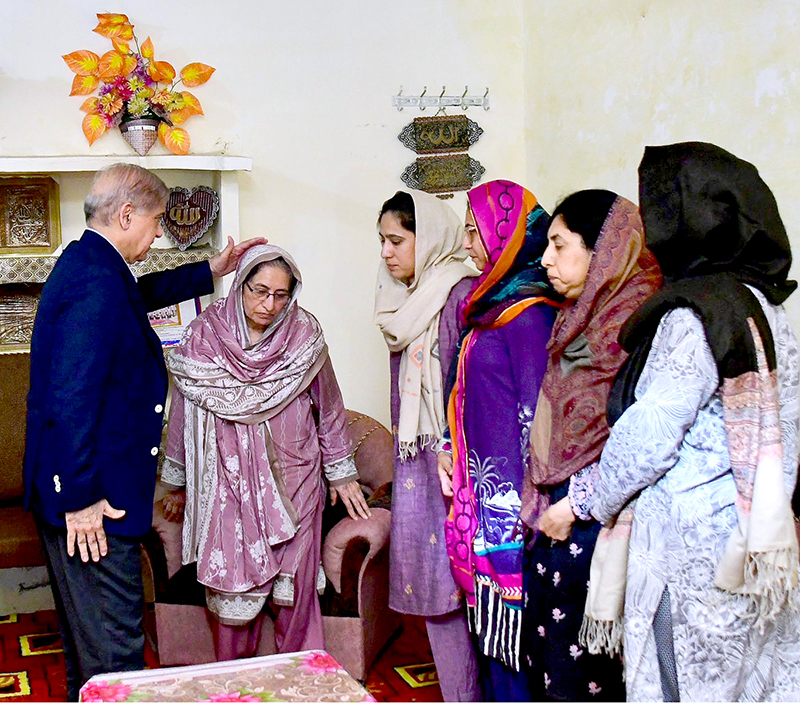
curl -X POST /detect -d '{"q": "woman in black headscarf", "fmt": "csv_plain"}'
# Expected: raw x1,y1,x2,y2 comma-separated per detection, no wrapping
584,142,800,701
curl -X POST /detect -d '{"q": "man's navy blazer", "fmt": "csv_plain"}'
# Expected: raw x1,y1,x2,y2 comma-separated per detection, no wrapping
23,230,214,537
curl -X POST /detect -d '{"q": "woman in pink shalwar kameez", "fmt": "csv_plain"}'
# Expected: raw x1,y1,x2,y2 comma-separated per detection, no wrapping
161,244,369,660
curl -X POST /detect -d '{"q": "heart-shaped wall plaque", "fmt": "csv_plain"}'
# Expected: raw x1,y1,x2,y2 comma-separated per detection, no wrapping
162,186,220,251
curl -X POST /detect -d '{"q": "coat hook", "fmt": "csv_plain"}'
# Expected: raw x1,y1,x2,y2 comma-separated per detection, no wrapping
434,86,447,115
483,87,490,110
419,85,427,111
397,85,404,111
461,85,469,110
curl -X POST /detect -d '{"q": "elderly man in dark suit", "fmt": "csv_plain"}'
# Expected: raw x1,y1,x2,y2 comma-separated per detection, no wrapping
23,163,264,699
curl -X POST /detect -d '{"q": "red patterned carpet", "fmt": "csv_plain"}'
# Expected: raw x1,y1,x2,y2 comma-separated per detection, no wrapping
365,615,444,702
0,611,67,701
0,611,442,702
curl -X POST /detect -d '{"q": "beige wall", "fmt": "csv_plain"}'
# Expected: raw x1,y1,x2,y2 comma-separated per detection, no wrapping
524,0,800,328
4,1,799,425
1,1,526,426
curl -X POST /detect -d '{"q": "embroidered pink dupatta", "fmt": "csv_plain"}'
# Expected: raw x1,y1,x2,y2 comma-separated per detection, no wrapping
164,245,328,621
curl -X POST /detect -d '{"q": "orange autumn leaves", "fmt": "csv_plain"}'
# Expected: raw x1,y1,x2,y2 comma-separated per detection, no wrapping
158,122,189,155
62,13,215,154
94,13,135,41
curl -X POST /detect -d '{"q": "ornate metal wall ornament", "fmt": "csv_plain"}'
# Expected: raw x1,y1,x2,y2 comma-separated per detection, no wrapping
397,115,483,155
401,154,486,195
0,177,61,255
393,86,487,197
131,246,217,276
0,283,43,353
162,186,220,250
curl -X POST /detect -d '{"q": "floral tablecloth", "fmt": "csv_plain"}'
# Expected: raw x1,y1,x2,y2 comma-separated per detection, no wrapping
79,650,376,702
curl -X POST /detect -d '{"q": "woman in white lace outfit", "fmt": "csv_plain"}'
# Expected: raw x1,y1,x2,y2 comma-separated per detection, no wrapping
589,142,800,701
160,244,370,660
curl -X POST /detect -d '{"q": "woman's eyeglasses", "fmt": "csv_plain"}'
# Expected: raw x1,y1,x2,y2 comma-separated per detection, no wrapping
245,281,290,304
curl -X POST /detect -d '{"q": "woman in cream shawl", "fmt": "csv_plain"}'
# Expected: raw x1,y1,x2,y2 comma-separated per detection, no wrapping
375,190,480,702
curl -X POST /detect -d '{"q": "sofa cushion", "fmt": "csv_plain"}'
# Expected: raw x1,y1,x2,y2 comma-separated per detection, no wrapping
0,504,45,568
0,354,30,501
345,411,393,494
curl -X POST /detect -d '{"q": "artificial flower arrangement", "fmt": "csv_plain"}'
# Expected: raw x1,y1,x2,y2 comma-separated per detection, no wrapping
63,13,215,155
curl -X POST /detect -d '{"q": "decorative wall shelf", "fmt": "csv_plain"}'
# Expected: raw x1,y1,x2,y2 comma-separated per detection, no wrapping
0,154,250,268
0,155,252,173
0,155,251,258
0,154,251,351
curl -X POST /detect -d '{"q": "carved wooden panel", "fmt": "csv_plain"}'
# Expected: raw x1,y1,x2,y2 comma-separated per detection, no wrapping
0,247,218,284
130,246,216,275
0,177,61,254
0,256,58,284
0,283,43,353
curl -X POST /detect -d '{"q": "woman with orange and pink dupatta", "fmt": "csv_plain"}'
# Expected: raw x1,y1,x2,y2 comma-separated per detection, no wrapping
440,180,560,701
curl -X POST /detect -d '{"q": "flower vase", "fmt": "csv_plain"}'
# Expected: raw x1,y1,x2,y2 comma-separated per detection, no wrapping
119,118,161,156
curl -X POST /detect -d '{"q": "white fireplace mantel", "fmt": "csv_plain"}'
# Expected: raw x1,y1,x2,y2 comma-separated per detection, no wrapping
0,154,252,173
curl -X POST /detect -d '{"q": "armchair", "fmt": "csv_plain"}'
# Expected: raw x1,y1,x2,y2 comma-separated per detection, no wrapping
319,410,400,681
143,409,400,681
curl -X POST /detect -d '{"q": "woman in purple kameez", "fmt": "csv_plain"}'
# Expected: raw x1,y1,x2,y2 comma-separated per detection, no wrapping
161,244,369,661
374,190,480,702
440,181,560,701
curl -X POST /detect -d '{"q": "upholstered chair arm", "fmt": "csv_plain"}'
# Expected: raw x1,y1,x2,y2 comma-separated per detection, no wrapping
321,507,391,593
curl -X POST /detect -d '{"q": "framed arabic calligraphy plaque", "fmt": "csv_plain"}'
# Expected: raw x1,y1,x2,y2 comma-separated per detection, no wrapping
401,154,486,195
162,186,220,250
0,177,61,255
397,115,483,154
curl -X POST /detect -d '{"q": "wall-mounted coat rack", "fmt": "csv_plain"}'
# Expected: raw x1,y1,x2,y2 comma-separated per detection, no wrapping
392,86,490,112
393,86,487,198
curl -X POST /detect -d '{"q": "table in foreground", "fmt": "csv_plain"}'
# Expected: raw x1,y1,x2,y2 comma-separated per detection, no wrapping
79,649,376,702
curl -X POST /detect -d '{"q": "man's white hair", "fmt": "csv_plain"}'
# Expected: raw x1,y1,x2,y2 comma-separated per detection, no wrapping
84,163,169,226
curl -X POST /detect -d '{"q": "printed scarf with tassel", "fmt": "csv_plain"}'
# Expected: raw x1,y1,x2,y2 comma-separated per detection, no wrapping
581,298,799,655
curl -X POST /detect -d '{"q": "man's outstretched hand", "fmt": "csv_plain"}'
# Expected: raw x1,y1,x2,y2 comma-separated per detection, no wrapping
208,237,268,277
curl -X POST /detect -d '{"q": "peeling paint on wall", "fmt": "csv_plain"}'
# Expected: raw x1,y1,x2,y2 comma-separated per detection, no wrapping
524,0,800,334
755,67,786,107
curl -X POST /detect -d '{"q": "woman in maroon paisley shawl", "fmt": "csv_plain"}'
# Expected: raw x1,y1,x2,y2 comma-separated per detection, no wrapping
520,190,661,702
